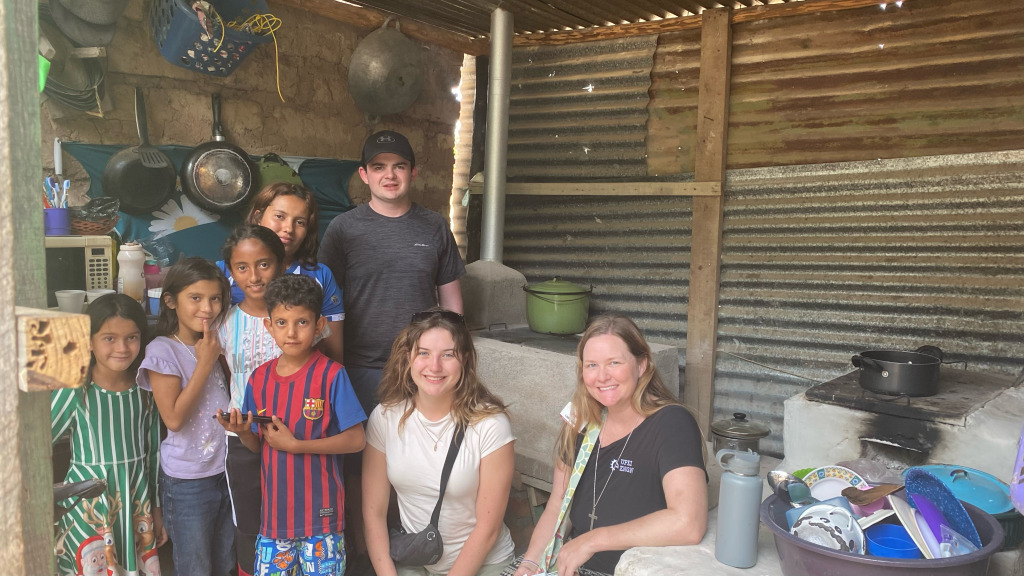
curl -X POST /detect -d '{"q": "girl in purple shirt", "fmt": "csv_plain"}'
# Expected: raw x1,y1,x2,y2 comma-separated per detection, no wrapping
138,258,233,576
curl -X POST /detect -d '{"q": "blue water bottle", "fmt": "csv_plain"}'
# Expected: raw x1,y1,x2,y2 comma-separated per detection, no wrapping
715,449,763,568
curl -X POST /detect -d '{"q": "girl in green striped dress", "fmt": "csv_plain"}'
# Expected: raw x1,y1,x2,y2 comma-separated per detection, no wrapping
51,294,165,576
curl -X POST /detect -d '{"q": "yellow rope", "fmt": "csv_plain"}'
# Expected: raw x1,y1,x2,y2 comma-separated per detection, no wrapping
227,13,285,102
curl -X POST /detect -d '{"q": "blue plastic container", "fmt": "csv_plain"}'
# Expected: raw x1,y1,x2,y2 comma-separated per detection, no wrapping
149,0,272,77
865,524,922,559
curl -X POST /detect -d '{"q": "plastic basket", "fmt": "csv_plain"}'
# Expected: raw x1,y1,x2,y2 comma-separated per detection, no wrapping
70,215,119,236
150,0,272,77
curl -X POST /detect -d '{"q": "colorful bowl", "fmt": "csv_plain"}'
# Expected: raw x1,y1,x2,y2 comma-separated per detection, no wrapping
866,523,923,559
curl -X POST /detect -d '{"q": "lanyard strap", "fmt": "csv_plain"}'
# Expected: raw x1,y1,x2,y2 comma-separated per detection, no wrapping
542,412,604,570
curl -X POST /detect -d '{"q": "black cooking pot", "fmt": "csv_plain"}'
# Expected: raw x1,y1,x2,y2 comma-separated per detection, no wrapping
851,346,943,397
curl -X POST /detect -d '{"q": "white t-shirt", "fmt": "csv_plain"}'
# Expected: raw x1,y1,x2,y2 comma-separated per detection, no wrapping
366,402,516,573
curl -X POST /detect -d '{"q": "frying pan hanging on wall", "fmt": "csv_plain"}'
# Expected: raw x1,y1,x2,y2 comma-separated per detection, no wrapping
100,88,176,214
180,94,256,213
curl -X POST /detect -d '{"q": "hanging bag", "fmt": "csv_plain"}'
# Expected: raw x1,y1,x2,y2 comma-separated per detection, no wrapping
390,425,465,566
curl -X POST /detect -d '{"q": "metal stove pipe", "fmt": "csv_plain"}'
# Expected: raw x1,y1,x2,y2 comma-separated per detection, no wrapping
480,7,513,262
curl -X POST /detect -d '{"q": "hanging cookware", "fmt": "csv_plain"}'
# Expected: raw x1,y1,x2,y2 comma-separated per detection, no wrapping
55,0,130,26
100,88,176,215
851,346,943,397
180,93,257,213
522,278,592,335
48,0,118,47
711,412,770,455
347,19,424,116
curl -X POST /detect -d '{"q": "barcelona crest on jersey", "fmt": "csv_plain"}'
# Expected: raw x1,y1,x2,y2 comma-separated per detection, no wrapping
303,397,324,420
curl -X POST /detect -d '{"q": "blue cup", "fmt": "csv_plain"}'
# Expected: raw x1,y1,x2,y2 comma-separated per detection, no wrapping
44,208,70,236
148,288,163,316
866,523,923,559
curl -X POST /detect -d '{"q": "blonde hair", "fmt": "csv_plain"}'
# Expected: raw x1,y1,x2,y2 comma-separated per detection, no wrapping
377,309,507,431
555,313,693,468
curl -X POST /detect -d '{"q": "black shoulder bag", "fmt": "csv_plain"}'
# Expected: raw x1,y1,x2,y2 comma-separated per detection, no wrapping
389,424,466,566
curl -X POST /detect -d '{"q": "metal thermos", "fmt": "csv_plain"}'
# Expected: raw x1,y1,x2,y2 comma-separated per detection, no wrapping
715,449,762,568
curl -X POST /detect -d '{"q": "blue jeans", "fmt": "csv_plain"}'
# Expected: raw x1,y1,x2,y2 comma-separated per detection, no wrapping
160,469,235,576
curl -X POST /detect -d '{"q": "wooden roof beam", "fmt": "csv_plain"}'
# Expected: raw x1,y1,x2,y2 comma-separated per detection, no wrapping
270,0,489,55
514,0,885,46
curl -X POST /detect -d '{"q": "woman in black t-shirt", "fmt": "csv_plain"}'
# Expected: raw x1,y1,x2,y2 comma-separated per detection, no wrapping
513,313,708,576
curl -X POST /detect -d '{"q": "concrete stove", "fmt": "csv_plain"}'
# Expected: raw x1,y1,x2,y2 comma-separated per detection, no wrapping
784,367,1023,484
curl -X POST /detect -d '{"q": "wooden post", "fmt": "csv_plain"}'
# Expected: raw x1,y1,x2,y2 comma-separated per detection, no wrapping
683,8,732,434
1,0,58,571
16,308,91,392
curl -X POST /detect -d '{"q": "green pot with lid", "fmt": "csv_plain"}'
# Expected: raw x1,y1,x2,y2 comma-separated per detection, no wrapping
522,278,593,335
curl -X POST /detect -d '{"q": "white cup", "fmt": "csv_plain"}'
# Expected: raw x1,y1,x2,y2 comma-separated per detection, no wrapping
55,290,86,313
86,289,116,303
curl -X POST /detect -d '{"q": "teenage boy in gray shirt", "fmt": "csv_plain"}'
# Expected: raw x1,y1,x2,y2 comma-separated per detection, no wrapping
319,129,465,414
319,130,465,567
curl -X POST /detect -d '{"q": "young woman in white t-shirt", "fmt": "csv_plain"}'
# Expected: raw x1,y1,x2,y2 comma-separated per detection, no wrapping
363,308,516,576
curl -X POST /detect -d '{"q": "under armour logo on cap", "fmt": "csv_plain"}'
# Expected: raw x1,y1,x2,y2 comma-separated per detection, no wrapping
362,130,415,167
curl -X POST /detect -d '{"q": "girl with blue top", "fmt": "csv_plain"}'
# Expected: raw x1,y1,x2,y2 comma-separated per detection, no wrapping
217,182,345,362
216,224,286,576
138,257,233,576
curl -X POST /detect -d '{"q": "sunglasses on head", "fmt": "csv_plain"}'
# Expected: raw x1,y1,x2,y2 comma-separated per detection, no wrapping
411,309,465,325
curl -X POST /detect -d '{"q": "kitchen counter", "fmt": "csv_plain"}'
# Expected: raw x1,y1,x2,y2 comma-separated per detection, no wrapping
615,455,782,576
615,456,1023,576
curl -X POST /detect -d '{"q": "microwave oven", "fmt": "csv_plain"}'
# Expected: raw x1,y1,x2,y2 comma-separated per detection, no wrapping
44,235,115,308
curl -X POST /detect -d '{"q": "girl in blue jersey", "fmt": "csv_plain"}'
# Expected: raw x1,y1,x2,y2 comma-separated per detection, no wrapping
217,182,345,362
216,224,287,576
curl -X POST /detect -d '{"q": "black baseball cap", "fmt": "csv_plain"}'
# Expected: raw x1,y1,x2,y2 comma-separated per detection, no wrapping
361,130,415,167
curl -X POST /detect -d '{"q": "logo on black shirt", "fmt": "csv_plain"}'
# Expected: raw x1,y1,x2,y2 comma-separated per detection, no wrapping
612,458,635,474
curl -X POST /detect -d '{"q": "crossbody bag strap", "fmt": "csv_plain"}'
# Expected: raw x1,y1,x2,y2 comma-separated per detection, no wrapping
430,424,466,527
542,411,605,570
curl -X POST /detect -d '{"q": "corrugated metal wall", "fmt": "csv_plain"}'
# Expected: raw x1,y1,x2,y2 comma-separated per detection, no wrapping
716,151,1024,456
507,36,659,179
494,151,1024,456
462,0,1024,457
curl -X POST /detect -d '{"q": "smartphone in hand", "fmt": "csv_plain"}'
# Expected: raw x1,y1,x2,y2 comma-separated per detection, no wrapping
215,412,275,425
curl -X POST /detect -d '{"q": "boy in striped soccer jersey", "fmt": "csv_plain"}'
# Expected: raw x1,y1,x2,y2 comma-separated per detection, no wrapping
219,275,366,576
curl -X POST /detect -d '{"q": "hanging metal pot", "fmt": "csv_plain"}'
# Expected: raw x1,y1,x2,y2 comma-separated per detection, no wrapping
179,94,256,213
347,19,424,116
48,0,117,47
55,0,130,26
851,346,943,397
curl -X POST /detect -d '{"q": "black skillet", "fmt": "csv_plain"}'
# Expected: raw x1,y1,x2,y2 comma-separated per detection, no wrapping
179,93,256,213
101,88,176,214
